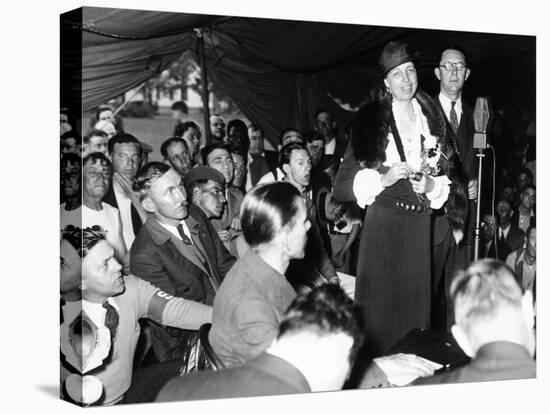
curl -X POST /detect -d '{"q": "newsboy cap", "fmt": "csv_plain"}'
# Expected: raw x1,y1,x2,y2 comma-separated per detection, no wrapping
378,41,418,76
183,166,225,189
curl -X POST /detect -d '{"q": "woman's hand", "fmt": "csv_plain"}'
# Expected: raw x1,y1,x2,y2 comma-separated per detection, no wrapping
409,172,434,194
380,162,411,187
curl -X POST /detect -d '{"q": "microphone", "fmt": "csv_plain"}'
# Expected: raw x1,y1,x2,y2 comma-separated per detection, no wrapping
473,97,491,149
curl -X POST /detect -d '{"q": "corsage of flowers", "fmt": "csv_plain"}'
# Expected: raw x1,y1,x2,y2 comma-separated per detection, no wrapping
419,134,442,177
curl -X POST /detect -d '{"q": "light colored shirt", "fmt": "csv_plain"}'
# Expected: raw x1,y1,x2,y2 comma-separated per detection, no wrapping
324,137,336,155
113,180,136,249
81,203,127,258
353,98,451,209
159,219,193,244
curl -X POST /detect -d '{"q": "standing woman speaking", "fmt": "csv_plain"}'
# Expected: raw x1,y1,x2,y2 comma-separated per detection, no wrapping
335,41,468,357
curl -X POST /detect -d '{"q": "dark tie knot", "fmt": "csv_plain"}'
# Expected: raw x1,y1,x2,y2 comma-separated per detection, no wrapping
177,224,192,245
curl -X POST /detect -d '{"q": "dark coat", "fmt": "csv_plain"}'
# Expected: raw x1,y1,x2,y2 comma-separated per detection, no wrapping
130,204,236,361
334,89,468,232
500,224,526,253
156,353,310,402
248,154,271,187
264,150,280,172
414,342,535,385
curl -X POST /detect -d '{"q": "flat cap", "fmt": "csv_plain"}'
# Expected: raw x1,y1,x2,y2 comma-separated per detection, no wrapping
183,166,225,189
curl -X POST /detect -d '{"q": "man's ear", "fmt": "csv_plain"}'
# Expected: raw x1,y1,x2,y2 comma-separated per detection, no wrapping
282,163,291,176
451,324,475,357
141,196,156,214
465,68,471,81
192,187,202,203
509,209,515,218
434,67,441,81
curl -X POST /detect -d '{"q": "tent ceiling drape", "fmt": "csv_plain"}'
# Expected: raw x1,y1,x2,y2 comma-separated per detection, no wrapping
61,7,535,144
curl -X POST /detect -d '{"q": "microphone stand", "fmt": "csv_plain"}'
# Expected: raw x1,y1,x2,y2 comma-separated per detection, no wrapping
473,147,485,261
472,97,491,262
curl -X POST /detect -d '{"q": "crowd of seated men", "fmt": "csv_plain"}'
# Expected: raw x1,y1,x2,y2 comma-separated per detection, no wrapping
59,95,536,406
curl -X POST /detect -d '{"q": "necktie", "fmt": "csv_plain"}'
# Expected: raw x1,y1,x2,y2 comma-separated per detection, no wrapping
102,301,119,341
449,101,459,134
499,229,506,243
177,223,192,245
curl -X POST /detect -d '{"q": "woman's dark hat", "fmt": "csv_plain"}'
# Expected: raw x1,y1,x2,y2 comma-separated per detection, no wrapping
378,41,418,76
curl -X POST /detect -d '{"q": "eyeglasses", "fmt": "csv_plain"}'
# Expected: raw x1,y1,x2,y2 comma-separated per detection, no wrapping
439,62,467,72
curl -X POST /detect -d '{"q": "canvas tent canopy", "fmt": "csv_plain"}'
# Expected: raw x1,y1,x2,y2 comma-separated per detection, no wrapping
61,7,535,145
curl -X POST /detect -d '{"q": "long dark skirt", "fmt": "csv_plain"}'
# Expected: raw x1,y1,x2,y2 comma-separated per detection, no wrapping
355,203,432,358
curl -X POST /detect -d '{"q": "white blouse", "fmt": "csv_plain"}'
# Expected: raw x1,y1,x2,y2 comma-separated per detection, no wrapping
353,98,451,209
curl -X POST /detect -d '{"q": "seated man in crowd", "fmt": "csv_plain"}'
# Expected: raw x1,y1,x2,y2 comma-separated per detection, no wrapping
480,213,511,261
202,143,244,254
225,118,250,154
278,142,341,291
104,133,147,250
506,224,536,299
174,121,202,166
257,128,305,185
158,283,361,401
82,129,108,157
60,153,81,215
185,166,227,222
160,137,194,177
130,162,235,363
415,258,536,385
159,283,435,402
209,182,306,367
513,185,536,233
61,130,81,157
513,167,534,208
60,226,212,406
247,123,274,189
61,153,129,272
496,198,525,253
210,114,226,144
314,109,347,171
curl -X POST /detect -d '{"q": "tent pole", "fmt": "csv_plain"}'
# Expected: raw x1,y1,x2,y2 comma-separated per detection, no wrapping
197,29,212,146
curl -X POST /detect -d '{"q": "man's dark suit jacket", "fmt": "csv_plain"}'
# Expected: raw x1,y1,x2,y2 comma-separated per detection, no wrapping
320,134,348,171
155,353,311,402
500,224,526,253
511,209,536,230
130,204,236,361
103,184,142,242
264,150,279,172
248,154,271,187
414,341,535,385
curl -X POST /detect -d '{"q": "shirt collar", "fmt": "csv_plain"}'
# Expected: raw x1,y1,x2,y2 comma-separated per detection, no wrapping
439,92,462,113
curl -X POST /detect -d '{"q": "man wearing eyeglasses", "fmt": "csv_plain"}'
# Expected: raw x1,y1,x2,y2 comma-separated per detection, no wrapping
432,46,477,331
